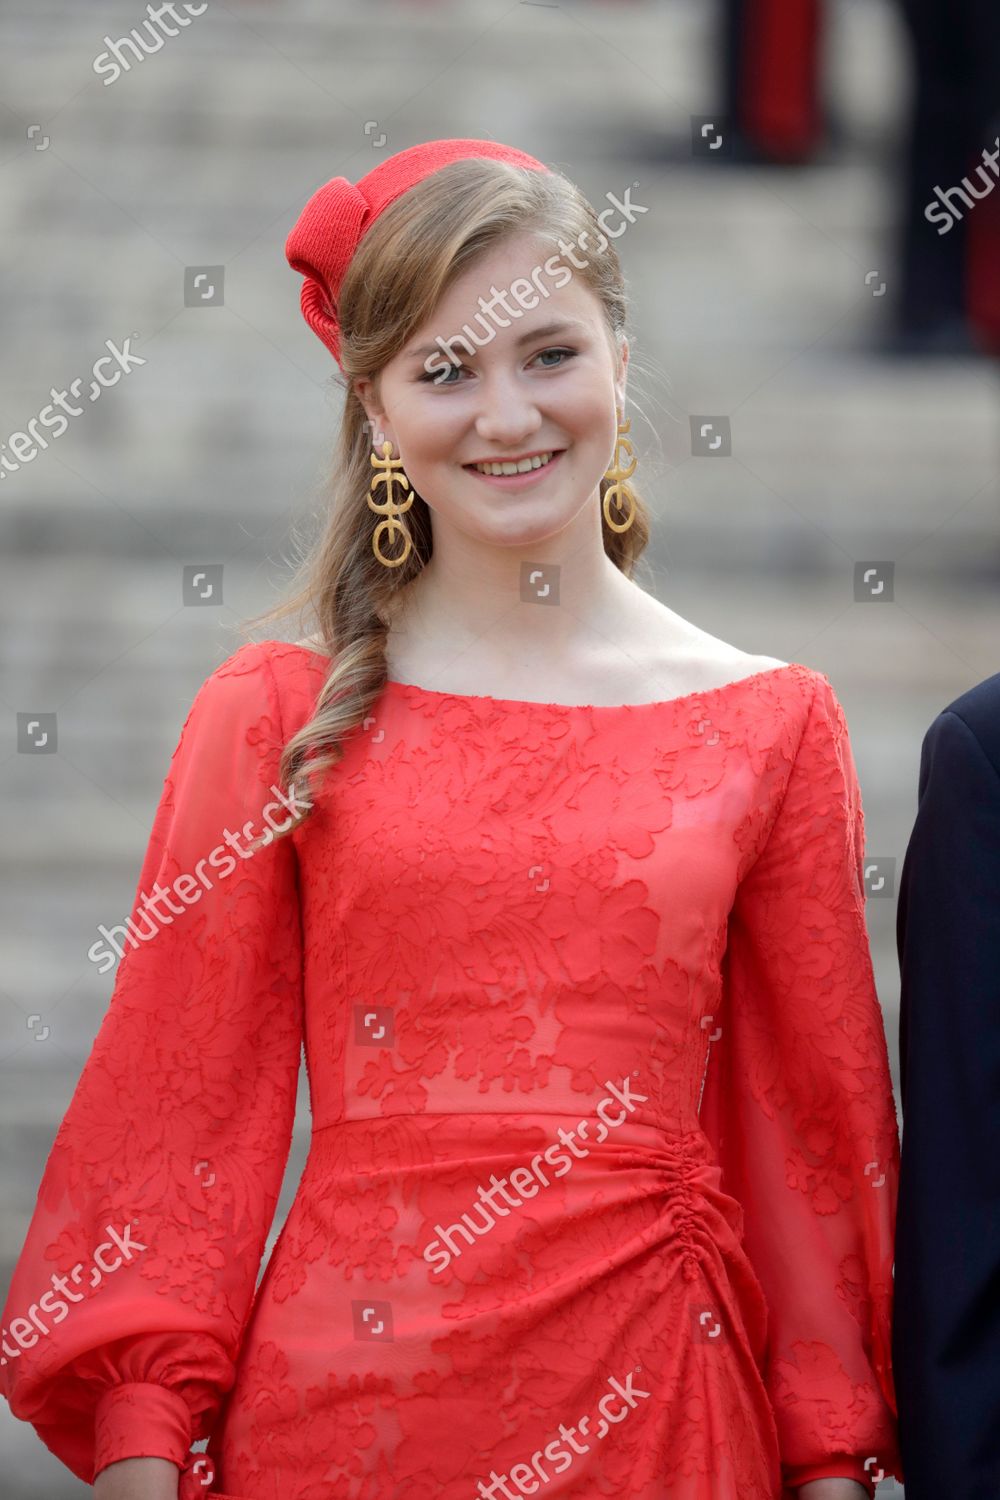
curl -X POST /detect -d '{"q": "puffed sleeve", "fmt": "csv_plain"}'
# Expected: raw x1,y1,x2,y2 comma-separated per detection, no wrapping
0,643,304,1486
699,671,903,1493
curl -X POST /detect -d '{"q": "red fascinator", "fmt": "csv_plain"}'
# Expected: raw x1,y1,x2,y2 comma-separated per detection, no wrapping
285,138,551,368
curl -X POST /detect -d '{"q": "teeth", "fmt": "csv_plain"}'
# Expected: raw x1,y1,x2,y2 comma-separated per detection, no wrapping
472,451,554,475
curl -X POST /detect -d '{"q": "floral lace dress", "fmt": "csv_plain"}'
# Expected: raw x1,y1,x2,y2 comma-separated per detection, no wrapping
0,641,903,1498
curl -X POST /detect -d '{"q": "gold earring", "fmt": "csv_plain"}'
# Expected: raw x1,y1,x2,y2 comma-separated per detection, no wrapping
602,408,636,533
368,440,414,568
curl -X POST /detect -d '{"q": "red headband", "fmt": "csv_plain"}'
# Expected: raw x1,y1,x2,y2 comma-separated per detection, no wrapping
285,138,551,368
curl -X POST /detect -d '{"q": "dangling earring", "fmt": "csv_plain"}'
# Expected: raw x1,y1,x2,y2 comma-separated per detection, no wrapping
602,407,636,534
368,440,414,568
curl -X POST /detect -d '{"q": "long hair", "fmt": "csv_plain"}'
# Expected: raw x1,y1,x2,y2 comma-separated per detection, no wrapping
253,156,652,833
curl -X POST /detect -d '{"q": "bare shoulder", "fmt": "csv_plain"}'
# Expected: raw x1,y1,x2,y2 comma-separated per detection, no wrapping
623,589,788,690
667,643,789,696
729,650,789,675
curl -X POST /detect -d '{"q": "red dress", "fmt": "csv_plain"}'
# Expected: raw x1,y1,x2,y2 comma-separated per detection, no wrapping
0,641,903,1498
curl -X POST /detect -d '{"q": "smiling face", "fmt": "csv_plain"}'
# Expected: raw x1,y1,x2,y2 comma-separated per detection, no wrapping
354,231,629,549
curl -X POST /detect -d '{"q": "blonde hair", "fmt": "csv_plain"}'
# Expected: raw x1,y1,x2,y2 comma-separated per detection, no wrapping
253,156,652,833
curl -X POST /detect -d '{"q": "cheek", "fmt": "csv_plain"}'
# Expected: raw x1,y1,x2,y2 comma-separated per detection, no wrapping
560,384,614,445
406,407,465,466
396,415,467,504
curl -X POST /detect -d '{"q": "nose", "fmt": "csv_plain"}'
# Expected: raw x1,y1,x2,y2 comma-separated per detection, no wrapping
472,371,543,448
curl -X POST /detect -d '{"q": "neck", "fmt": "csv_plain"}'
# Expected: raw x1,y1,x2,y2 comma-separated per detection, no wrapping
385,510,636,667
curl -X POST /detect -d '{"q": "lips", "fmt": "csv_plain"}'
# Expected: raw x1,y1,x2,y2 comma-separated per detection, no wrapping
463,449,566,488
465,448,563,471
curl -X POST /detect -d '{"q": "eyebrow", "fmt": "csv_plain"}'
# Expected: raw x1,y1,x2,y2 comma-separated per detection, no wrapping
404,317,591,362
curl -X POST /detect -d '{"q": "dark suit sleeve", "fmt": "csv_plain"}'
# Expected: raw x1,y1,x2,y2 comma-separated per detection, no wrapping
893,706,1000,1497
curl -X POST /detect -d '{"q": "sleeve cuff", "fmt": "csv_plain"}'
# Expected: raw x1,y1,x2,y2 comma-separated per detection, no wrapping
784,1454,876,1489
94,1381,193,1479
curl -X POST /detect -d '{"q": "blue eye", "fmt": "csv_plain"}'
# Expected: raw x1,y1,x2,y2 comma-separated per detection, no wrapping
534,347,576,368
418,347,577,384
420,362,463,386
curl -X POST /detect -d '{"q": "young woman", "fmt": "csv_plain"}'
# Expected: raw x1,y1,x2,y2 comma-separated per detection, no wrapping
0,139,903,1499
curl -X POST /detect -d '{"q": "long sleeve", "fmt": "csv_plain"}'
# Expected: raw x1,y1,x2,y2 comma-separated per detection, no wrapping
699,672,902,1493
0,644,304,1485
892,698,1000,1497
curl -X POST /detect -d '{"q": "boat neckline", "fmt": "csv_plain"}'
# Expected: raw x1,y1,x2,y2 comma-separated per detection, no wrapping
280,643,804,713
